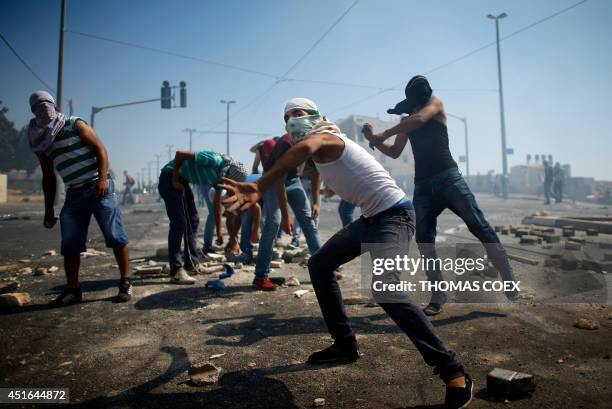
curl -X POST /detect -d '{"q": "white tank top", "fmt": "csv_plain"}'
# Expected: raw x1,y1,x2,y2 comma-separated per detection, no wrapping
312,127,406,218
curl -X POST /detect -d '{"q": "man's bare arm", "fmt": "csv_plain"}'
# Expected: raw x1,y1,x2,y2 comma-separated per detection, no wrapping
256,137,323,195
378,97,443,140
371,133,410,159
76,120,109,196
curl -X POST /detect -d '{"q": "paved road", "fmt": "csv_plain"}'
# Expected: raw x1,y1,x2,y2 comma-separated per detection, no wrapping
1,194,610,408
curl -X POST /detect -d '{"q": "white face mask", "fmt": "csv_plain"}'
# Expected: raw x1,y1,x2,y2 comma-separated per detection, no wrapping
285,114,323,142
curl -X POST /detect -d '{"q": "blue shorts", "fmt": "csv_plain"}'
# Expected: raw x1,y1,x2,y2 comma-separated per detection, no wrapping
60,178,129,256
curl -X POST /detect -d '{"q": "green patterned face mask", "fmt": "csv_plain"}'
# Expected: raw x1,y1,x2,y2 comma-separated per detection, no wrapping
285,114,323,142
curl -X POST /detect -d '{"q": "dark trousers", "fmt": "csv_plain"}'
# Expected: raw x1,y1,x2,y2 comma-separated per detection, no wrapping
413,167,516,305
158,173,200,273
307,206,464,383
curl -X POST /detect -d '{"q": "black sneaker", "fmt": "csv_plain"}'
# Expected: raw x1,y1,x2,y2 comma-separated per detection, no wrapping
48,287,82,308
307,343,360,364
423,303,443,316
445,374,473,409
115,277,133,302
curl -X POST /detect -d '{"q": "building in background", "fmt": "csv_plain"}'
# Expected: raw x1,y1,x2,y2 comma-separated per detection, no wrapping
335,115,415,192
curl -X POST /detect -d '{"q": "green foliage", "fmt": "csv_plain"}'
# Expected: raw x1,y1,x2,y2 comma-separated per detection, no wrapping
0,103,38,175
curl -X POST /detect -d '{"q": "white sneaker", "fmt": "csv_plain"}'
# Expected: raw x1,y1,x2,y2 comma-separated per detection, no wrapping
171,268,196,285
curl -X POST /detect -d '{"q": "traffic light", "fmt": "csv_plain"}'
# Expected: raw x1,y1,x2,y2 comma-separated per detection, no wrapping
180,81,187,108
161,81,171,109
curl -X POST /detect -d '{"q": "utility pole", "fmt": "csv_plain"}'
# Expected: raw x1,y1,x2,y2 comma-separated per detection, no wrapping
166,144,174,161
220,100,236,154
488,12,509,199
155,154,161,173
183,128,196,151
56,0,66,112
141,168,146,191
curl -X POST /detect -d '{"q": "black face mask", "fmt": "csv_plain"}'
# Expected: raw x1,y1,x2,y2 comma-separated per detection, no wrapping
404,76,432,112
387,75,433,115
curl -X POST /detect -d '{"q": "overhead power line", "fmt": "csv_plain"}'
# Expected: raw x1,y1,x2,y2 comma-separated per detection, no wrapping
329,0,590,115
0,32,55,93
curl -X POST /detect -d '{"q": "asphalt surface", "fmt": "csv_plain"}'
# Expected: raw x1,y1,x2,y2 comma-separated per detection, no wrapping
1,194,611,408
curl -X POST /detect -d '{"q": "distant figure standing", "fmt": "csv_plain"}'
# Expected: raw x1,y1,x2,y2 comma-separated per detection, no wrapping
122,170,135,205
543,161,553,205
553,162,564,203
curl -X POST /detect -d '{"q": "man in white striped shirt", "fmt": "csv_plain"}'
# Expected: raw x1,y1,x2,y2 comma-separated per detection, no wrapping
28,91,132,307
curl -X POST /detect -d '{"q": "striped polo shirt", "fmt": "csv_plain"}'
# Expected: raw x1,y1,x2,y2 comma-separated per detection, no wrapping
45,117,99,188
161,151,226,185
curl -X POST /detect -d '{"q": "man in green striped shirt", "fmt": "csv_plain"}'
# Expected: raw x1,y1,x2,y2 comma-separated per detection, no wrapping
28,91,132,307
158,150,247,284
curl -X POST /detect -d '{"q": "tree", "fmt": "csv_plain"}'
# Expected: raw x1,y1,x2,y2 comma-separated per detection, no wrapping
0,103,38,175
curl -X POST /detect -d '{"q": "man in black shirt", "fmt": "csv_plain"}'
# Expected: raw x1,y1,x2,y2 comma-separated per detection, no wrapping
363,75,520,315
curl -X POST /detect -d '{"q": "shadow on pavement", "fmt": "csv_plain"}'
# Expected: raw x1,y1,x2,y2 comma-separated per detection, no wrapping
69,345,298,409
201,310,506,347
134,285,254,311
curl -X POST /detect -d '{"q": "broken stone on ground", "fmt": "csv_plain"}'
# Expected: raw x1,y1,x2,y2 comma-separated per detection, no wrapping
573,317,600,330
188,362,221,385
0,292,31,308
486,368,535,399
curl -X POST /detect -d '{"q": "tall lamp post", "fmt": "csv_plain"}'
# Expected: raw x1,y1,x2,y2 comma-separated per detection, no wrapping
220,100,236,155
488,12,509,199
446,113,470,178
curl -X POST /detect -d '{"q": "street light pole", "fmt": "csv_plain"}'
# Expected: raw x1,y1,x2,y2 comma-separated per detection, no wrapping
488,12,509,199
183,128,196,151
447,113,470,178
166,144,174,161
56,0,66,112
220,100,236,155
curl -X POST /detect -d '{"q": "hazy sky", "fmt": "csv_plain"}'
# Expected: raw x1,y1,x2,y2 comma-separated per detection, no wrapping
2,0,611,182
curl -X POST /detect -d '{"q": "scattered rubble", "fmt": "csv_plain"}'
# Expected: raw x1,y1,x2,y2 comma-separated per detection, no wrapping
313,398,326,407
188,362,221,385
0,280,20,294
42,250,57,257
573,318,600,330
134,264,166,275
486,368,535,399
0,292,31,308
343,296,369,305
293,290,309,298
0,264,19,273
209,353,225,360
270,260,283,269
80,249,108,258
285,276,300,287
18,267,33,275
34,266,49,276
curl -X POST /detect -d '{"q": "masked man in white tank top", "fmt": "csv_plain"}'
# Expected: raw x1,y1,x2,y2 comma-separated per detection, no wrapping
220,98,473,409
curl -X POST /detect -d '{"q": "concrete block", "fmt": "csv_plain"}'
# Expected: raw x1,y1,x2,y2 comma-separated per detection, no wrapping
562,227,575,237
519,235,539,245
0,292,31,308
486,368,535,398
514,228,530,238
564,241,581,251
543,234,561,244
0,174,7,204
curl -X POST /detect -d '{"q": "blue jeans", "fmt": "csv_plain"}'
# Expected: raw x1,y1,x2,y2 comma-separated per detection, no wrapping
338,199,356,227
308,206,464,383
158,173,200,273
60,178,129,256
240,207,254,257
292,177,319,244
413,167,516,304
255,177,321,278
200,184,216,250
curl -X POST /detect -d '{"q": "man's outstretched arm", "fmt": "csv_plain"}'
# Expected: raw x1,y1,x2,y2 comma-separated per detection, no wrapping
220,136,324,212
371,96,443,141
37,153,57,228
